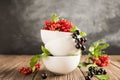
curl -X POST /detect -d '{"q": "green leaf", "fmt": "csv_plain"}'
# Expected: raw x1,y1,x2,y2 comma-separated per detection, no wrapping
78,62,92,68
94,49,101,58
32,66,36,72
88,39,110,59
29,54,42,71
67,53,79,56
78,63,84,68
30,46,51,72
70,26,79,32
50,13,59,22
89,46,95,54
97,44,110,50
80,32,87,37
41,46,50,55
93,40,103,48
95,75,110,80
87,64,97,68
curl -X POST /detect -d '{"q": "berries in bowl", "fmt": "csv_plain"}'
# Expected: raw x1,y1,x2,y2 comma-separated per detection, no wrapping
40,14,73,44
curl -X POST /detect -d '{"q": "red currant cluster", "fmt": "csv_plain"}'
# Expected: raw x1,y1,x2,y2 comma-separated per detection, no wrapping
92,55,109,67
18,67,32,75
18,63,41,75
72,30,87,51
42,20,73,32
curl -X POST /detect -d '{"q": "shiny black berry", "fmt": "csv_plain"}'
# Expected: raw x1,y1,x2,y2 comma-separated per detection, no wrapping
85,76,91,80
74,30,80,35
75,43,80,49
81,45,86,51
75,38,80,43
88,66,93,72
88,72,94,78
72,33,77,39
97,70,102,75
80,37,84,42
41,73,47,79
83,37,87,42
98,68,103,74
103,70,107,75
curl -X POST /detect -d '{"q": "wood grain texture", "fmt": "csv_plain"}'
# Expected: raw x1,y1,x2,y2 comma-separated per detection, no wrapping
0,55,119,80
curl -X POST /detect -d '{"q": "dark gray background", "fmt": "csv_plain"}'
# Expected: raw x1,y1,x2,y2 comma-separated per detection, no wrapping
0,0,120,54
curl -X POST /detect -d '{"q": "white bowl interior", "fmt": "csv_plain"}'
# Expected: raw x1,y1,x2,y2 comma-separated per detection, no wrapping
41,30,72,44
45,36,80,56
42,54,81,74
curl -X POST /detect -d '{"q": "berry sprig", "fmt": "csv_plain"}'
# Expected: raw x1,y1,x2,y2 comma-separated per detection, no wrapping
18,63,41,75
71,30,87,51
78,40,110,80
88,40,110,67
85,66,109,80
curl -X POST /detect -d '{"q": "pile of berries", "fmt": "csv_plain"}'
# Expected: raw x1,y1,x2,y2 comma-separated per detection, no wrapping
85,66,107,80
92,55,109,67
42,20,73,32
72,30,87,51
18,63,41,75
18,67,32,75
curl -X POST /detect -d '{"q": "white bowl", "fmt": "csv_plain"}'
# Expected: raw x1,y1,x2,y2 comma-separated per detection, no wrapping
41,30,72,44
42,54,81,74
45,36,81,56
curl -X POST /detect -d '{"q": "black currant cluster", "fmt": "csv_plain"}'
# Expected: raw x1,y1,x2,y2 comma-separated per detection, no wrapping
72,30,87,51
41,73,47,80
85,66,107,80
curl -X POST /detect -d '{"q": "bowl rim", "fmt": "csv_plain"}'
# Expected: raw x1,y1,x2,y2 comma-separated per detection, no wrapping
41,29,72,34
44,54,81,58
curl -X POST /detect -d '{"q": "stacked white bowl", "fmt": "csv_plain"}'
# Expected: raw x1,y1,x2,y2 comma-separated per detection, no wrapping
41,30,81,74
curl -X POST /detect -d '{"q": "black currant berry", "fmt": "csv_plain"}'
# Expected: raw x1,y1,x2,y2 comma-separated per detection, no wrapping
72,33,77,39
98,68,103,74
81,45,86,51
97,70,102,75
80,37,84,42
41,73,47,79
75,38,80,43
83,37,87,42
103,70,107,75
75,43,80,49
85,76,91,80
88,72,93,78
88,66,93,72
74,30,80,35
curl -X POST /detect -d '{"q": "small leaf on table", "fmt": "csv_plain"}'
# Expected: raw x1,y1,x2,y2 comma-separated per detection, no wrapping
95,75,110,80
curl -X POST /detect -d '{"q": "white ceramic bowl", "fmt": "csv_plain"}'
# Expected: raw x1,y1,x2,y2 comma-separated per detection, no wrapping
42,54,81,74
41,30,72,44
45,36,81,56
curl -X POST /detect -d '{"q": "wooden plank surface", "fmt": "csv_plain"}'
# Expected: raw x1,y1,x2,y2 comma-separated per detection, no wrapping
0,55,119,80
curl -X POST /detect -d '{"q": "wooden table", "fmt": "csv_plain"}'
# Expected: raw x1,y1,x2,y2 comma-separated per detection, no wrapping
0,55,120,80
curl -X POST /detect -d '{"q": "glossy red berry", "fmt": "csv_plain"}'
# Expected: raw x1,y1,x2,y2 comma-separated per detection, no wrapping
35,63,41,70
